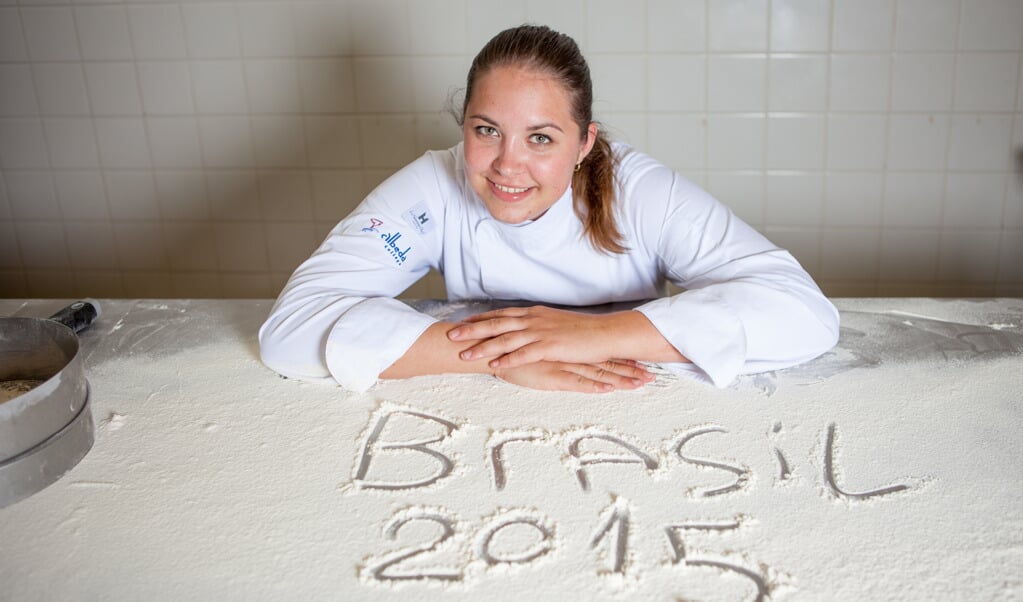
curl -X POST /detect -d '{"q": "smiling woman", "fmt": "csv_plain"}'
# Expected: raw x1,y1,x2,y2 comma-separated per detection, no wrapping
258,24,840,394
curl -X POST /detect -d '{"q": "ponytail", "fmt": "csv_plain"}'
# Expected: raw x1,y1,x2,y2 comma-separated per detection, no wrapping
573,131,626,254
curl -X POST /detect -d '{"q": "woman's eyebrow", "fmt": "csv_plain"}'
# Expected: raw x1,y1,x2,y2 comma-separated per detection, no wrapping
468,113,498,126
468,114,565,134
529,122,565,133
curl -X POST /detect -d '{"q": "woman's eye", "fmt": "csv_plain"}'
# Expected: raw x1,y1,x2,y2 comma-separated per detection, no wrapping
476,126,499,137
530,133,552,144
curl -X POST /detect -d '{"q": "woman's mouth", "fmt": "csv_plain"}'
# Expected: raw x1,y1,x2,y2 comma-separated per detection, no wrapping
489,180,533,201
494,182,529,194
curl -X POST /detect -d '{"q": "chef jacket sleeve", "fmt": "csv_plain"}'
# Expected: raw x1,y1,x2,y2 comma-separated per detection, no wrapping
258,153,445,392
633,169,839,387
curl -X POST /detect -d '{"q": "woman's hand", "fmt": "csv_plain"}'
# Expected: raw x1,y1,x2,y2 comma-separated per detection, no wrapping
495,359,655,393
448,306,615,366
447,305,688,370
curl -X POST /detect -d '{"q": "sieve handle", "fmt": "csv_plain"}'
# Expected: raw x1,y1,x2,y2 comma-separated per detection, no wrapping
48,299,101,334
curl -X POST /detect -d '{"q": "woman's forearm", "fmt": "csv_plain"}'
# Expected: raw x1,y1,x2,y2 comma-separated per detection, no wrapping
595,310,689,364
380,322,495,379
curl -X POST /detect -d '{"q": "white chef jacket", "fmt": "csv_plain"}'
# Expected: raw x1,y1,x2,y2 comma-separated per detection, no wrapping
259,142,839,392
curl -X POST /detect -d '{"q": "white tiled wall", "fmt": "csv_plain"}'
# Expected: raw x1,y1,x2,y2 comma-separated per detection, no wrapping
1,0,1021,299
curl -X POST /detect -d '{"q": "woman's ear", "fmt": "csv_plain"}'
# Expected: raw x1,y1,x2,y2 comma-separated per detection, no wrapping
579,122,598,163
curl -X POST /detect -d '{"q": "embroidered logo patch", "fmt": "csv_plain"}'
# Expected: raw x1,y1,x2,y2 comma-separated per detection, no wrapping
380,231,411,265
403,201,434,235
359,217,411,266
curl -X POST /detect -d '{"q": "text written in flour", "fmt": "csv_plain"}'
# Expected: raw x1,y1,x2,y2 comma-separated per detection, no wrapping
352,406,920,599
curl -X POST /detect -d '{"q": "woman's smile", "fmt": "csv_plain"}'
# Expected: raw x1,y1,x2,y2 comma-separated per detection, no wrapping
492,182,530,194
489,179,534,202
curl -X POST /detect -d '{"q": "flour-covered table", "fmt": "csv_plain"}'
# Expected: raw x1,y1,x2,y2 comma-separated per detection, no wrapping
1,298,1021,601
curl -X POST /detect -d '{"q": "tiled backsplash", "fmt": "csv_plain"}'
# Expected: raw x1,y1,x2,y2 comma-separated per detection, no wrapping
1,0,1020,298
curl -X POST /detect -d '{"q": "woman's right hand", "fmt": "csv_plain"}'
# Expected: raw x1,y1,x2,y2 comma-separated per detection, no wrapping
494,359,655,393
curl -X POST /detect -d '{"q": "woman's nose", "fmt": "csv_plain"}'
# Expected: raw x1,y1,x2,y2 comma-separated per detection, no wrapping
492,140,524,175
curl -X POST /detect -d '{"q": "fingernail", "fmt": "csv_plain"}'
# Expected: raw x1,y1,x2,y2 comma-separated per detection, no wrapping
460,350,473,360
631,378,644,386
488,359,499,368
448,328,461,339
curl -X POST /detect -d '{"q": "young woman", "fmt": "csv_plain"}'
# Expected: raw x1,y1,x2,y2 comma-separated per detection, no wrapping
259,25,839,394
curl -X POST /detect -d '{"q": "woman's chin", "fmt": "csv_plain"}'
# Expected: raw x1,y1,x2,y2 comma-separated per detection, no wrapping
488,210,532,225
480,197,530,224
482,196,557,225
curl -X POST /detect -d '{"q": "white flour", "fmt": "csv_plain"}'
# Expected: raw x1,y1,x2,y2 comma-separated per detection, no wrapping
1,299,1021,600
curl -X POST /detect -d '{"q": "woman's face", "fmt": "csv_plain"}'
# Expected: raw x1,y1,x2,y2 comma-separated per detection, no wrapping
462,65,596,224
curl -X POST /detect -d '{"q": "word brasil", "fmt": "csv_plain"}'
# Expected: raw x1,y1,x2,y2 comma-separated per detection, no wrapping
352,407,912,501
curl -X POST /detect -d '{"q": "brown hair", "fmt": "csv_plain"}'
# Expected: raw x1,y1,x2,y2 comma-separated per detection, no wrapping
458,24,626,254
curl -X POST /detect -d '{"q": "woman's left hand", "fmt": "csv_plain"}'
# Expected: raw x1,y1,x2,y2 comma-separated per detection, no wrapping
448,305,672,370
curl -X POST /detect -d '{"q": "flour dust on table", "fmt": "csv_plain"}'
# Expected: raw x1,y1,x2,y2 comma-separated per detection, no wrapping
0,298,1020,601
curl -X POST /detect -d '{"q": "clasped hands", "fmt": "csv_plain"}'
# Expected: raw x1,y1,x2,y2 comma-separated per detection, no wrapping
446,305,657,393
